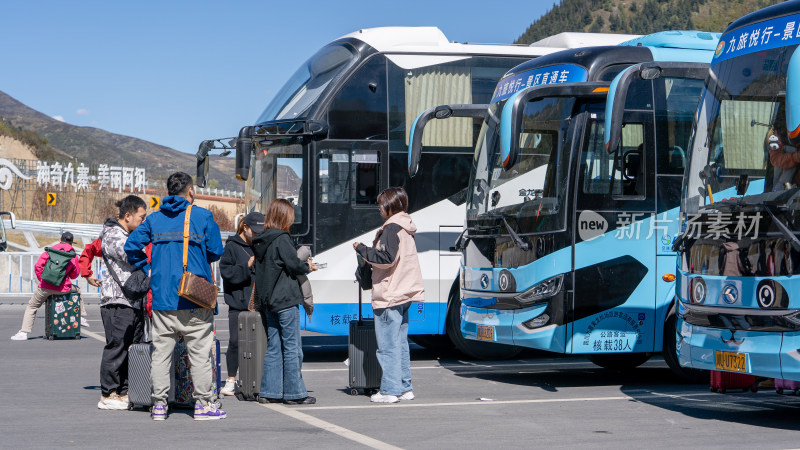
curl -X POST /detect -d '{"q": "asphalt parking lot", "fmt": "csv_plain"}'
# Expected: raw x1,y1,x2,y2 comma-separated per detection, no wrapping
2,298,800,449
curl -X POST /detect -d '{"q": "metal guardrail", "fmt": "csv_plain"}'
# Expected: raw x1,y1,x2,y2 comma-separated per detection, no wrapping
195,187,244,198
0,251,225,297
3,219,235,240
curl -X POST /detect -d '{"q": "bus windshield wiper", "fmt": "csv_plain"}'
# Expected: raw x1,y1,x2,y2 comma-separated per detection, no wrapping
485,211,531,251
762,204,800,252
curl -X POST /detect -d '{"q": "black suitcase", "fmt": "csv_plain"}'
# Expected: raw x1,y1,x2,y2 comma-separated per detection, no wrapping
236,311,267,401
348,286,381,395
45,292,81,340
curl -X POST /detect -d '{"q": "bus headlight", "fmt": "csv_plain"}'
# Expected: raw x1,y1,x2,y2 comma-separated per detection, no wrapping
515,275,563,305
690,277,706,304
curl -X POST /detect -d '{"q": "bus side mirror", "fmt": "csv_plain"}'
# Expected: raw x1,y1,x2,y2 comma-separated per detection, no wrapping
408,108,436,178
408,104,488,178
787,50,800,146
195,140,212,188
236,126,255,182
0,211,15,253
604,65,639,154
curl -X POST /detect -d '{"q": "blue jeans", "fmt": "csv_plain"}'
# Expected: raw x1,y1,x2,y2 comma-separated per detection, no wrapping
260,306,307,400
373,303,412,396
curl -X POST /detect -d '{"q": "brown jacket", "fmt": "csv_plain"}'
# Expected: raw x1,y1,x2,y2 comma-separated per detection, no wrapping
356,212,424,309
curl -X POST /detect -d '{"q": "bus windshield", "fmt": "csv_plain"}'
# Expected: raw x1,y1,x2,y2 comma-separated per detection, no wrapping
247,144,305,220
467,96,574,235
256,43,358,123
682,45,799,215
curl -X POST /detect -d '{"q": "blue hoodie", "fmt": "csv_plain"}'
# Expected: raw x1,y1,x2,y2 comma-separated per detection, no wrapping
124,195,224,311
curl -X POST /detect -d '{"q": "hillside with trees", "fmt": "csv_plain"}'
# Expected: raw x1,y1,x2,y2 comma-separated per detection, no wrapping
516,0,783,44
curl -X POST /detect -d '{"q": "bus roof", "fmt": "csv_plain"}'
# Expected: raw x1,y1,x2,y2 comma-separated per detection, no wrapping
725,0,800,35
337,27,638,57
530,32,640,49
619,30,721,51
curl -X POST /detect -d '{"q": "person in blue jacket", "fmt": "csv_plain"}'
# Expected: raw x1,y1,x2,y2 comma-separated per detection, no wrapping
124,172,225,421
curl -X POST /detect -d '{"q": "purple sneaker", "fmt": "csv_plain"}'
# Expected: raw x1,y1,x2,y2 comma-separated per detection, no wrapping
194,403,227,421
152,403,168,421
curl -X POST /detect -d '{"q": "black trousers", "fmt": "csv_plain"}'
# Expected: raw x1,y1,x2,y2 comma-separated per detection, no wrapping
100,304,144,396
227,308,242,377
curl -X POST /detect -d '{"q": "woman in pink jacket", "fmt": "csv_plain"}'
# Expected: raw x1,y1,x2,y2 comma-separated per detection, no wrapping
353,187,424,403
10,232,83,340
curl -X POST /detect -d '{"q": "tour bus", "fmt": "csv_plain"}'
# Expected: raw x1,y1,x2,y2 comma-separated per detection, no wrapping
674,1,800,381
409,30,721,371
197,27,637,355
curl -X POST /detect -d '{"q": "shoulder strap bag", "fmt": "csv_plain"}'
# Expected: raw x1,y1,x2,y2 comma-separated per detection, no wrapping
177,204,219,309
101,252,149,304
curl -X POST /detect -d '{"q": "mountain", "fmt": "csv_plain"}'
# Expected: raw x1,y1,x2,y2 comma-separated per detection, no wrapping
0,90,241,190
516,0,783,44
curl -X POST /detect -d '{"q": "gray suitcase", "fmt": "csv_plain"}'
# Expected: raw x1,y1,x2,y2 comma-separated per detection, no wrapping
236,311,267,401
127,343,176,410
348,287,381,395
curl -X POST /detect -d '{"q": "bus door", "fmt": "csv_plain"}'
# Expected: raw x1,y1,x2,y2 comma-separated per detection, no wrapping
570,102,656,354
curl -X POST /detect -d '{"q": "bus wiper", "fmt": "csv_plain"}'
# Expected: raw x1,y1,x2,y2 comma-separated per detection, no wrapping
762,204,800,252
486,211,531,251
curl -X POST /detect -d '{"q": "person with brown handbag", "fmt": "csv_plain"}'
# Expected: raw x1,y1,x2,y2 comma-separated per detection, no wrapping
124,172,226,421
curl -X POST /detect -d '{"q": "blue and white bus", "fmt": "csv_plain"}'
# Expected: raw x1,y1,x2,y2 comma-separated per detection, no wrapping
198,28,636,356
409,31,720,372
675,1,800,380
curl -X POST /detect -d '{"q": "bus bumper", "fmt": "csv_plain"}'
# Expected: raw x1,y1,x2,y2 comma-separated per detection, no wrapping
461,303,566,352
676,317,788,379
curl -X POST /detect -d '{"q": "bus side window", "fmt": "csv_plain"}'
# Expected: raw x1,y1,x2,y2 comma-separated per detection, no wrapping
318,150,350,204
352,151,381,206
617,123,645,197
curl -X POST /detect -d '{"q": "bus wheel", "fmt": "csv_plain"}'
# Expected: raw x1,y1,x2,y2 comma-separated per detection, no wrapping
409,334,454,353
588,353,651,371
446,287,521,360
662,310,707,383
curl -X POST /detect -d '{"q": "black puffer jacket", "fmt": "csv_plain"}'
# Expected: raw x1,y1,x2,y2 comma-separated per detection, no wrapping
252,228,309,313
219,234,254,311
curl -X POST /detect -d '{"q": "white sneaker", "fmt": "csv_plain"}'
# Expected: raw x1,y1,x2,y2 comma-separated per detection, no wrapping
10,331,28,341
97,393,128,410
400,390,415,401
80,317,90,328
220,379,236,396
370,392,400,403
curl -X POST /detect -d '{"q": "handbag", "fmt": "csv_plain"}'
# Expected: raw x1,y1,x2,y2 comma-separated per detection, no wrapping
102,253,150,304
355,254,372,290
177,204,219,309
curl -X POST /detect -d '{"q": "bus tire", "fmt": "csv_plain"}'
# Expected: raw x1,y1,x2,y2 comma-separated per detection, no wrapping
662,308,708,383
446,282,521,360
587,353,651,371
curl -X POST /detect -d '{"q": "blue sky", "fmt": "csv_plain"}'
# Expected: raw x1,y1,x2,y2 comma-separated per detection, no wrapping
0,0,552,156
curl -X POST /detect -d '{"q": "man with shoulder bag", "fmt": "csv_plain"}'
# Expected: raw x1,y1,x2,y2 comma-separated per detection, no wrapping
97,195,148,410
124,172,225,421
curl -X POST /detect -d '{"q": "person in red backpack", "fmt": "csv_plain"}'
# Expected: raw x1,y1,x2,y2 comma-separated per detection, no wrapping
10,232,83,340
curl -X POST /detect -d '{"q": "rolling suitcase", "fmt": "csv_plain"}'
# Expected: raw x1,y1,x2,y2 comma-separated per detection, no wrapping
173,335,223,408
710,370,757,393
775,378,800,395
45,292,81,340
348,286,381,396
236,310,267,401
127,343,177,410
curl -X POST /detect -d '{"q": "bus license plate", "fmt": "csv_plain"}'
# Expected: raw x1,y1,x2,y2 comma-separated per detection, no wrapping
476,325,494,341
715,350,748,373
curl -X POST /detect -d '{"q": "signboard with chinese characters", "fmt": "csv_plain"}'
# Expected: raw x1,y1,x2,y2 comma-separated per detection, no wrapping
713,12,800,64
490,63,589,104
35,161,145,193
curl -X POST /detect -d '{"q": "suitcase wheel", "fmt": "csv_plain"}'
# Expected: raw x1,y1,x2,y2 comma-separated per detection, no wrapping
751,385,758,393
47,335,54,341
720,388,727,394
777,388,784,394
127,403,134,411
75,334,80,340
235,392,244,401
349,389,359,396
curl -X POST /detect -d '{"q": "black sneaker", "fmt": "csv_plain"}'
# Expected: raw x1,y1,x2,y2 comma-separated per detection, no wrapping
284,396,316,405
258,397,283,404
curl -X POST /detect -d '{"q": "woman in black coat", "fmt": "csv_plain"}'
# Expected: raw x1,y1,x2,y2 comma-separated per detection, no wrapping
218,211,263,396
252,199,317,404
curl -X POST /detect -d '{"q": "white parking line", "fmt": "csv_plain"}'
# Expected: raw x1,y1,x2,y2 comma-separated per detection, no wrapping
81,329,106,342
260,403,402,450
304,392,721,411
